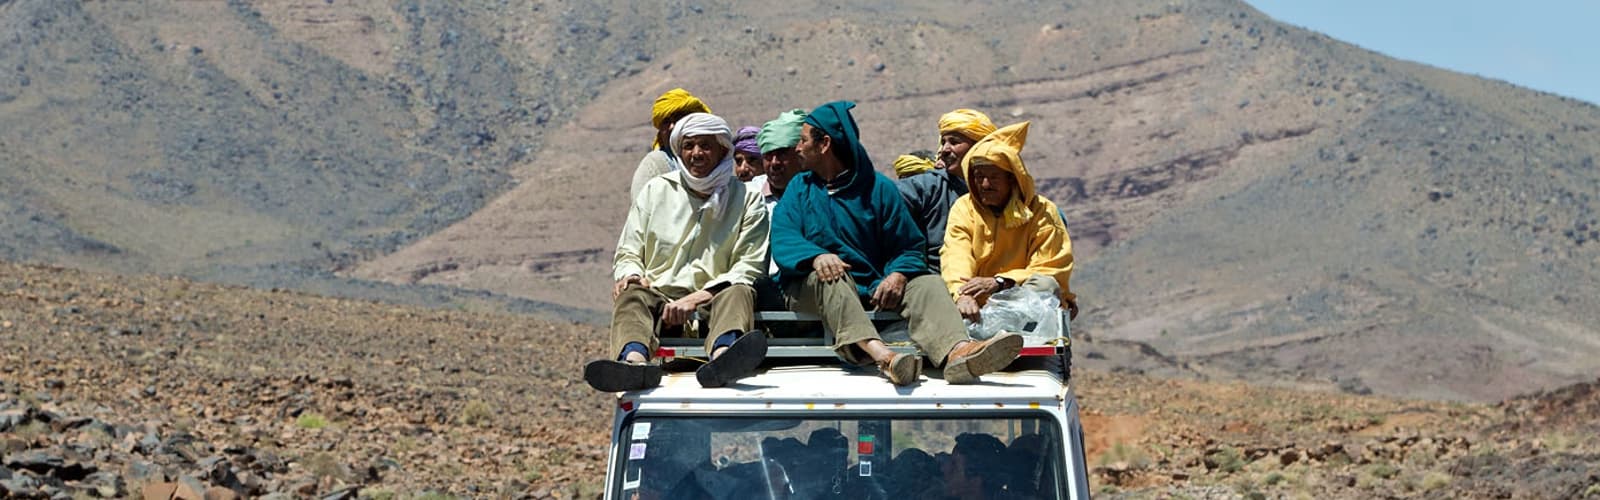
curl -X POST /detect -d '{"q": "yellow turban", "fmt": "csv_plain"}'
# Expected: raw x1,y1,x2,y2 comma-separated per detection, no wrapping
962,121,1036,229
937,108,997,142
893,155,936,178
651,88,711,148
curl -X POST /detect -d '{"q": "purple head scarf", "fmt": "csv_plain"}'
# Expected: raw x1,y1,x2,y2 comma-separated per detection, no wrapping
733,126,762,156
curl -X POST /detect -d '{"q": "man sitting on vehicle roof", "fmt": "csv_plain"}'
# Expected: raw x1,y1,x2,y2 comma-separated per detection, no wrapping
630,88,713,201
941,121,1078,324
749,109,810,311
584,112,771,392
770,100,1022,386
896,109,996,272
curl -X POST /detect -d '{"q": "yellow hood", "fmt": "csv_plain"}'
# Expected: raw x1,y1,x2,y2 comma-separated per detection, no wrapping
961,121,1035,228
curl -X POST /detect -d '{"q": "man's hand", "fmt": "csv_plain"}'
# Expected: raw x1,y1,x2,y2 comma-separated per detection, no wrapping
661,289,715,327
870,272,908,310
612,274,651,300
956,295,982,322
957,276,1001,298
1067,299,1079,321
812,254,852,283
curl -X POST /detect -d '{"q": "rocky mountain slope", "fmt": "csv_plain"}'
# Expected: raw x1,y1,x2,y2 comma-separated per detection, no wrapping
3,0,1599,401
346,0,1600,401
2,262,1597,498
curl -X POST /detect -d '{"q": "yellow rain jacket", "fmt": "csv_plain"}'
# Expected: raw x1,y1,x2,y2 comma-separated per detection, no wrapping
940,122,1075,305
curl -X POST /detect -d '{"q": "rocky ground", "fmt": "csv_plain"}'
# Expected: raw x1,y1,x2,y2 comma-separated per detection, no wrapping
2,261,1597,499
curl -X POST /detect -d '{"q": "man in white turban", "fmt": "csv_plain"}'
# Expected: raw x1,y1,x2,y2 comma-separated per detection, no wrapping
585,113,773,392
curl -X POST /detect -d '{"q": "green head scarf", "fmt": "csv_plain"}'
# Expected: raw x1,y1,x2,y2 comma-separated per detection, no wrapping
756,109,807,154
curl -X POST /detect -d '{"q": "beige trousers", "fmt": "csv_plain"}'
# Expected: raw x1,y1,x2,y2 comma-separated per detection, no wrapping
785,273,967,366
609,284,756,357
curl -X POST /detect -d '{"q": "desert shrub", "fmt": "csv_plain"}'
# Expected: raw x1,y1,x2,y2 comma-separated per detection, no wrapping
1365,461,1400,480
460,400,494,426
358,490,396,500
13,421,50,441
1421,471,1452,491
296,412,328,429
1098,441,1152,468
301,452,348,482
1542,432,1575,452
1207,447,1246,473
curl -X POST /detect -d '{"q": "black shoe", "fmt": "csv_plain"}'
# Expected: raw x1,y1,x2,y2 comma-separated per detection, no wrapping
584,359,663,392
696,331,768,388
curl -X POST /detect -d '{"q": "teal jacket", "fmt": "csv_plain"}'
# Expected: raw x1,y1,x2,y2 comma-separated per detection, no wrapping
771,168,929,298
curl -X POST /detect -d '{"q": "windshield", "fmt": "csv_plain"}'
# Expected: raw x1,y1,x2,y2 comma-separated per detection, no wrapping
610,413,1067,500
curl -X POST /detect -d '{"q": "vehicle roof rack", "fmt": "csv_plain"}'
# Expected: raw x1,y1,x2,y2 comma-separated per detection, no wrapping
655,310,1070,365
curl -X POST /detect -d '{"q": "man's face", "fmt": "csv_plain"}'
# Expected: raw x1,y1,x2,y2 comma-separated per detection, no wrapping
969,162,1015,209
733,151,761,182
762,147,804,192
656,112,690,149
938,133,978,178
795,124,825,170
680,135,728,178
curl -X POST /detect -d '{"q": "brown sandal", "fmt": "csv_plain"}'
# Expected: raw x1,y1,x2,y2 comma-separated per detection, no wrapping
877,353,922,386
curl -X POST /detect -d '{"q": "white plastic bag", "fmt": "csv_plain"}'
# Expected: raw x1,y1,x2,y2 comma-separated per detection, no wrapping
963,286,1062,341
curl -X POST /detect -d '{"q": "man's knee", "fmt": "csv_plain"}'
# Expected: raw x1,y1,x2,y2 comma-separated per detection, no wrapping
904,274,945,295
804,272,857,293
1022,274,1061,296
614,284,654,303
716,283,757,303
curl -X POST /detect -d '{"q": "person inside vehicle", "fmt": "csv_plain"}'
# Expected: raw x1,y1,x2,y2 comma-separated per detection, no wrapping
942,432,1007,500
887,447,944,497
770,100,1022,386
585,112,771,392
941,121,1078,324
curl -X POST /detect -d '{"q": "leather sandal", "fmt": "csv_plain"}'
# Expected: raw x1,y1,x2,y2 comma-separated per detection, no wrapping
583,359,664,392
944,332,1023,384
697,331,769,388
877,352,922,386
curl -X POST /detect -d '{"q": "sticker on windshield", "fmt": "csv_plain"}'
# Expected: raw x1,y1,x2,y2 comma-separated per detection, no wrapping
857,435,874,455
632,422,651,440
629,442,647,460
858,460,872,476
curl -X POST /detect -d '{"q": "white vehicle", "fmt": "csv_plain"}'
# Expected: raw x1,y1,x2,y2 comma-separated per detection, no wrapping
601,312,1091,500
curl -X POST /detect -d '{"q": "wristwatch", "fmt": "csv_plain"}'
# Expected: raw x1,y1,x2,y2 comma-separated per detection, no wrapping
994,276,1013,290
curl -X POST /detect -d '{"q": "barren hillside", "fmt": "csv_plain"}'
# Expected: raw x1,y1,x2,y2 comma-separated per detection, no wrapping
3,0,1599,401
347,0,1600,401
2,262,1597,498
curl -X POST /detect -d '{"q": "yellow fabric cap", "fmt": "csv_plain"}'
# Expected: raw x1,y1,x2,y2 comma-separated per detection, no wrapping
650,88,711,148
893,154,936,178
962,121,1035,229
937,108,997,142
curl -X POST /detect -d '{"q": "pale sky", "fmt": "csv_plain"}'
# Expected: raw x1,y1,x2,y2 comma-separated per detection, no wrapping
1247,0,1599,106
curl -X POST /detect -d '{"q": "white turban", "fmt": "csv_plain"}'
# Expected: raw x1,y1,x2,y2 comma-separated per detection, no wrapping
669,112,736,217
